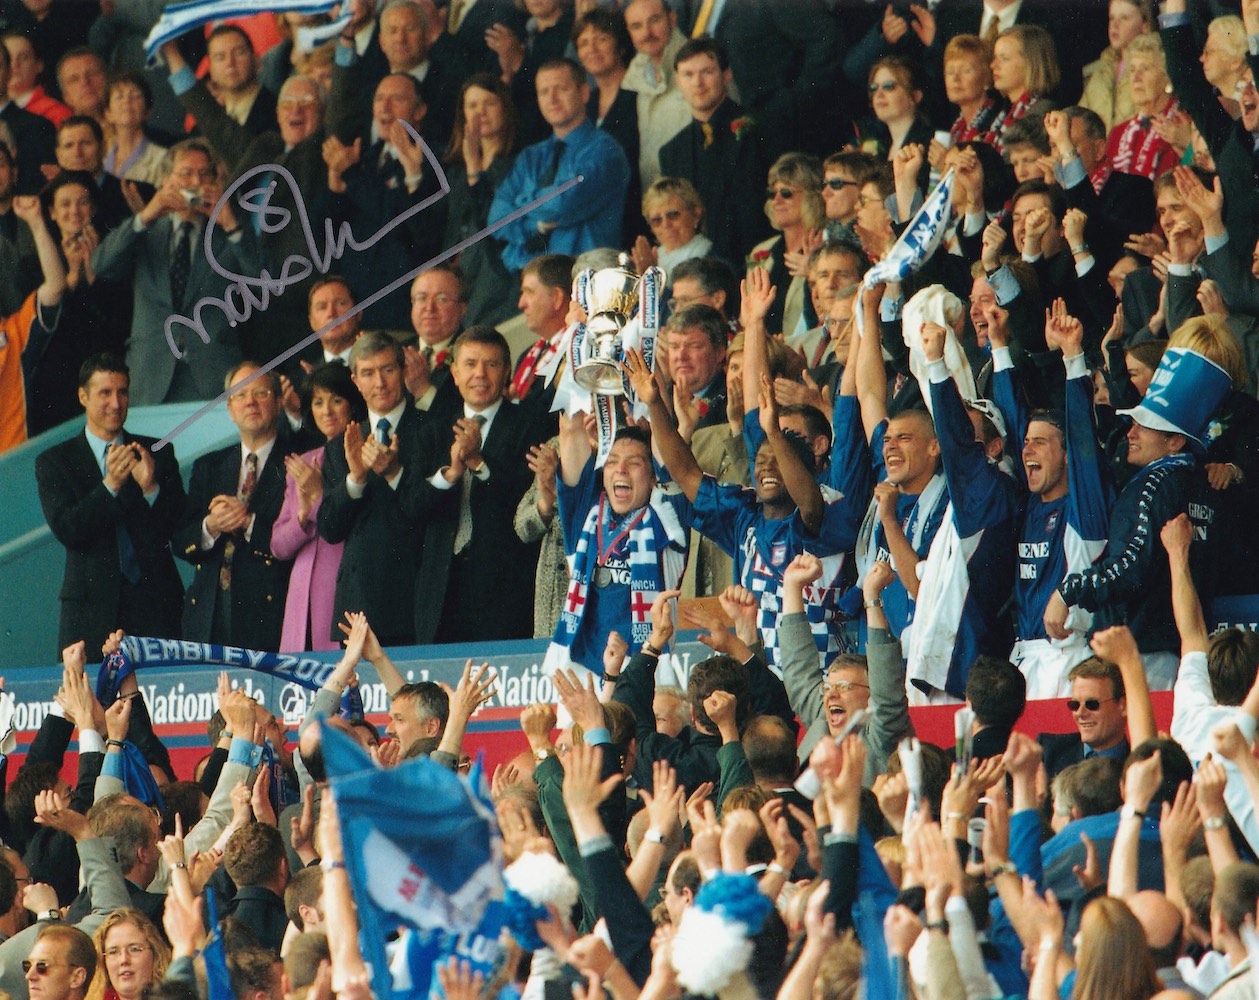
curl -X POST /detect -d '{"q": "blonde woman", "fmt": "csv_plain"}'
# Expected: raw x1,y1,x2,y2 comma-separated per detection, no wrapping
1105,34,1180,181
747,153,825,336
633,176,712,279
87,909,171,1000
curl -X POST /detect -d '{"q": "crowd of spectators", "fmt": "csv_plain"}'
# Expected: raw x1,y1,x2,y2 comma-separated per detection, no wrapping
10,0,1259,997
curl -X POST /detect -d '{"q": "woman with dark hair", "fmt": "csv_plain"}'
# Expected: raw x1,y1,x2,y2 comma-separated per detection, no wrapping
271,362,367,651
24,169,130,434
856,55,934,168
574,8,642,241
103,72,167,186
442,73,521,327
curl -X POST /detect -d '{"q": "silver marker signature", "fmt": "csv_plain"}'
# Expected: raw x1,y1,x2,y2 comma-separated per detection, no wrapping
153,122,581,450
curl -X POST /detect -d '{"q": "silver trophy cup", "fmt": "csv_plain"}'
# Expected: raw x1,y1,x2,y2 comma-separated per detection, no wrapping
573,261,640,395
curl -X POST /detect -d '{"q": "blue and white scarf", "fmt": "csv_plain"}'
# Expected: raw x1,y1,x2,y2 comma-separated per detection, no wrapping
548,489,687,671
96,636,363,718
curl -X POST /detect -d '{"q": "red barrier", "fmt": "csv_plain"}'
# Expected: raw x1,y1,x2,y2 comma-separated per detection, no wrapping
30,692,1181,786
904,690,1176,748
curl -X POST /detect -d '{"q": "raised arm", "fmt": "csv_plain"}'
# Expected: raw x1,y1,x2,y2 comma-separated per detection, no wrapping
625,349,702,501
557,410,592,488
759,374,824,534
1161,514,1208,656
1107,751,1162,899
855,284,890,445
14,195,66,308
740,267,776,410
1090,626,1157,748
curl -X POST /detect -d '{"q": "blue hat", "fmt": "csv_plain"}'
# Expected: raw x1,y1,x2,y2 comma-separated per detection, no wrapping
1118,347,1230,446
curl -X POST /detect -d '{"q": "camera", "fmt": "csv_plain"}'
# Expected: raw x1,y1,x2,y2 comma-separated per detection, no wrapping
180,188,206,209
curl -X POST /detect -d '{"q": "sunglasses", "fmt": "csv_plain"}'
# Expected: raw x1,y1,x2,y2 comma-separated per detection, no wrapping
1067,697,1113,712
868,80,901,93
647,208,683,227
23,962,73,976
824,178,859,190
767,187,797,200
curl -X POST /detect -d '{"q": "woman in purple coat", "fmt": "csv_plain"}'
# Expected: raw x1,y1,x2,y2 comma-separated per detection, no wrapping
272,363,366,651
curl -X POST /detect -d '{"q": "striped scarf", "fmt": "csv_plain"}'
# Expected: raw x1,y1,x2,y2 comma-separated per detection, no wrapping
551,490,687,660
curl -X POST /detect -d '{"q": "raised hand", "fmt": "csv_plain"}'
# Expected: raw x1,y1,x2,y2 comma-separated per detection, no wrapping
1160,513,1194,559
561,742,622,816
602,630,628,677
919,321,946,363
389,120,425,181
647,588,679,650
1044,298,1083,356
552,668,602,734
1173,165,1224,225
739,265,776,328
981,218,1007,270
640,760,684,840
446,659,497,726
621,348,658,406
402,344,431,400
343,421,367,483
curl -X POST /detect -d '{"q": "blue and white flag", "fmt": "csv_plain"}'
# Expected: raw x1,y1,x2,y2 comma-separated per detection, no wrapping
863,168,955,287
322,726,504,1000
144,0,338,63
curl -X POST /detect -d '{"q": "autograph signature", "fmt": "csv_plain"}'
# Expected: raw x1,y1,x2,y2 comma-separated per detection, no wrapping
153,122,580,450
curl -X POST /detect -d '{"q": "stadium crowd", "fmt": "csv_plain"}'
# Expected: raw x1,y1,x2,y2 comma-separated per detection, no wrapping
9,0,1259,997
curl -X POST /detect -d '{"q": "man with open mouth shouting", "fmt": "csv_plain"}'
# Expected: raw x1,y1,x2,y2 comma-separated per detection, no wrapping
544,378,690,675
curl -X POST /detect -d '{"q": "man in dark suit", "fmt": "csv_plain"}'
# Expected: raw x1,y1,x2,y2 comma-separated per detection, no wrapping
334,0,459,157
0,40,55,195
52,116,139,235
317,330,424,646
162,42,332,365
1046,107,1155,274
204,25,278,142
401,326,549,644
323,66,446,331
707,0,842,160
173,363,295,651
443,0,527,76
658,37,768,267
35,354,186,655
665,303,728,432
91,138,260,406
1038,657,1131,784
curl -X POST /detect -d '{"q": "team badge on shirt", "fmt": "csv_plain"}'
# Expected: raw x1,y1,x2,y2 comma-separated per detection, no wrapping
771,543,787,567
1045,511,1059,533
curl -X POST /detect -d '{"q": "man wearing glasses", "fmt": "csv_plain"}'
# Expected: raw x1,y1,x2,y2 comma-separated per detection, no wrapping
22,926,95,1000
174,362,296,651
1040,657,1129,783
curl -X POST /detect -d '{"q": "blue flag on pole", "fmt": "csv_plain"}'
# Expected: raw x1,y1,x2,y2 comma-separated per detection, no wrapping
322,726,503,1000
863,168,955,287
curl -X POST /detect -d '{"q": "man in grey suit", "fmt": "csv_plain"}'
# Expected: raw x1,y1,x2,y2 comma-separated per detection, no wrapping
91,138,260,406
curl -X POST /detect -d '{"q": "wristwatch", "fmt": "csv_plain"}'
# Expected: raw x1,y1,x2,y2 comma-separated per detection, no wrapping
987,861,1018,879
533,746,553,763
37,910,61,923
